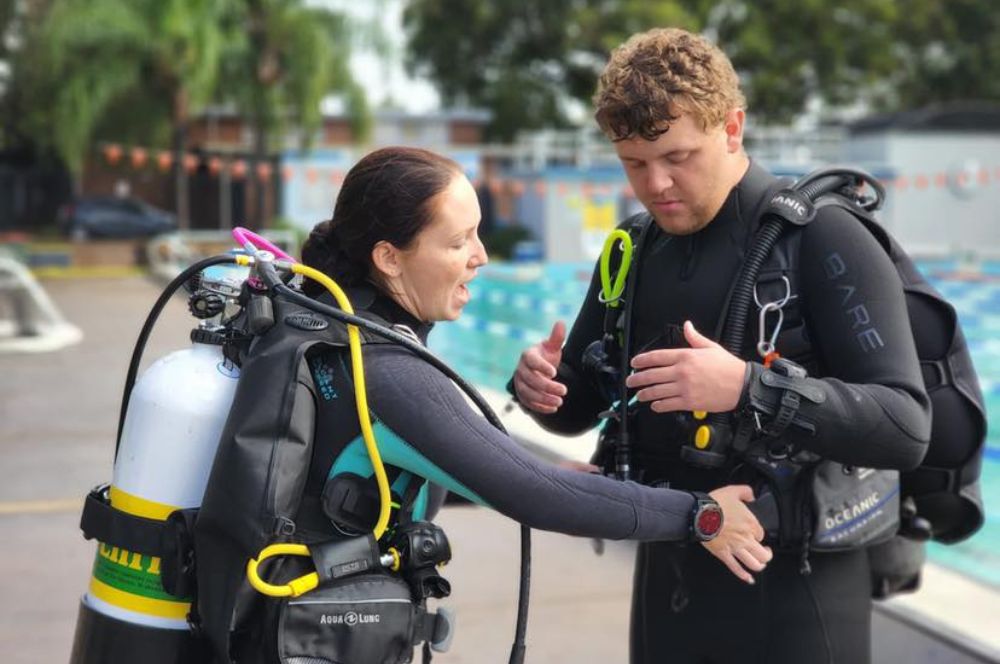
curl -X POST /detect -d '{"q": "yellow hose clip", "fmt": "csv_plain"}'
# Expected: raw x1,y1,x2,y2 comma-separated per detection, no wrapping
245,543,320,598
599,230,634,308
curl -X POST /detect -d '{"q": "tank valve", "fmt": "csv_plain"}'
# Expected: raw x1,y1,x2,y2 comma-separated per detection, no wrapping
188,291,226,319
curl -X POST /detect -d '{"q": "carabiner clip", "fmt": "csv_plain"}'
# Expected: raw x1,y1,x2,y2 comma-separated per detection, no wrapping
246,543,319,598
753,275,792,310
599,230,634,308
757,301,784,359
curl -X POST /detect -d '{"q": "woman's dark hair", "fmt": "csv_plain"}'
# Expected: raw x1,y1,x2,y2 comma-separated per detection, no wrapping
300,146,462,296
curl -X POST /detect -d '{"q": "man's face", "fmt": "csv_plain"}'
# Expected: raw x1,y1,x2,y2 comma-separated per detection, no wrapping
613,110,746,235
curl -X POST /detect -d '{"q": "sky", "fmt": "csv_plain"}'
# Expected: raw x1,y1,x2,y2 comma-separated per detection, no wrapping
311,0,441,113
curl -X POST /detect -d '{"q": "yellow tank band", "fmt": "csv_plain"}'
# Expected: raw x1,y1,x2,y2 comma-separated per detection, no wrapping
109,486,178,520
88,577,190,620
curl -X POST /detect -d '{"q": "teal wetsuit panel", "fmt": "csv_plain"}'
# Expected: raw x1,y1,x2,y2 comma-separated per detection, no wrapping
328,420,489,508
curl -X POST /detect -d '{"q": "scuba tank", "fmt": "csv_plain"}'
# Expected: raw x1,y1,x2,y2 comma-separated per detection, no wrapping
70,260,248,664
71,229,534,664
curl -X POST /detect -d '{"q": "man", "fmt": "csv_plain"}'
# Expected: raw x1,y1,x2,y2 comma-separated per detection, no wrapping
511,28,930,663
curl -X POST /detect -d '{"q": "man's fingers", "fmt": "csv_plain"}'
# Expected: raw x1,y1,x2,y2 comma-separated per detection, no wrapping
522,350,559,378
625,367,678,389
635,383,683,404
514,379,564,409
649,395,687,413
542,320,567,352
516,367,566,398
630,349,682,370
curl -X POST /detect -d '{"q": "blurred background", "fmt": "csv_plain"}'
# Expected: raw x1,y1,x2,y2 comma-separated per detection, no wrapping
1,0,998,662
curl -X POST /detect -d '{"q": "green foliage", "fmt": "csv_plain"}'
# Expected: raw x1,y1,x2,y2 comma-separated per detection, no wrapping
2,0,367,177
884,0,1000,109
483,224,534,261
8,0,227,172
217,0,370,152
403,0,1000,134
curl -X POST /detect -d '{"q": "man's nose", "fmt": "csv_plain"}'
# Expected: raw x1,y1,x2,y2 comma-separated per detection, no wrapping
647,164,674,194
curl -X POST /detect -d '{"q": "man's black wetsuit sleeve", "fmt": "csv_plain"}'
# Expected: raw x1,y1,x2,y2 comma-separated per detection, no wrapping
365,345,694,541
759,206,931,469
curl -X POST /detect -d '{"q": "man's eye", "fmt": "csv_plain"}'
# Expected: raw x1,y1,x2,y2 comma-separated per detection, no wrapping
667,152,690,164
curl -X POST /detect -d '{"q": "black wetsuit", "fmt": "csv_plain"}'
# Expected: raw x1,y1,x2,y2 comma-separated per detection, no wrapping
522,162,931,664
309,291,701,543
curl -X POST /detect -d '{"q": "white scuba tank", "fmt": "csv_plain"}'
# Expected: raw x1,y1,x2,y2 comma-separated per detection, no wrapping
83,335,240,629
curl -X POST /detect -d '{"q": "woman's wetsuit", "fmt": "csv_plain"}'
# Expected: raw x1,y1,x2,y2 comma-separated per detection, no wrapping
521,161,932,664
308,291,699,544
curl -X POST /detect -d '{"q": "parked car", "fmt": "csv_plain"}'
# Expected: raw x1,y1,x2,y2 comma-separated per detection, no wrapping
58,196,177,239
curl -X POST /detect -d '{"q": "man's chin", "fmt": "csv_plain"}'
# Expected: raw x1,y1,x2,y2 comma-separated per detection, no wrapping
651,213,704,235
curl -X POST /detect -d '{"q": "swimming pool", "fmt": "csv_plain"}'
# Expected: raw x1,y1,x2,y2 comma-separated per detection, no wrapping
428,260,1000,588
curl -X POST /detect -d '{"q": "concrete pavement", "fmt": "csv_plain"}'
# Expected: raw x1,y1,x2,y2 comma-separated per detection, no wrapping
2,273,998,663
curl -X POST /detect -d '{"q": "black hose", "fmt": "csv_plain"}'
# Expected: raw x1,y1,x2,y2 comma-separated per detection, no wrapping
508,523,531,664
115,255,237,459
274,282,533,661
719,172,854,355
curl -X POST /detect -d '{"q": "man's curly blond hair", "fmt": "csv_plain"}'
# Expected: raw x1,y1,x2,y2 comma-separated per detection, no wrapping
594,27,746,142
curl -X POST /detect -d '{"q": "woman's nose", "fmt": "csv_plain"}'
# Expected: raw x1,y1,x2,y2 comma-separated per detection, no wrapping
472,236,489,267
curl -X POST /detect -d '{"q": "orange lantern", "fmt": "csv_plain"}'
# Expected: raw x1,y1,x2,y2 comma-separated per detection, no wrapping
256,162,273,181
103,144,123,165
130,147,148,169
156,151,173,172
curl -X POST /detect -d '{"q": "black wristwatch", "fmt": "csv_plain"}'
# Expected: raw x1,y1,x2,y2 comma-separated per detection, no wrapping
689,491,723,542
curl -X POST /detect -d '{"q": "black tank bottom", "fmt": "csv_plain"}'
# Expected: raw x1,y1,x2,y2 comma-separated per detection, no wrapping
630,542,872,664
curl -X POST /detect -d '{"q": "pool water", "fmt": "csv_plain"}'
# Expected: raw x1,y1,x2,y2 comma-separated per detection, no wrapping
429,260,1000,588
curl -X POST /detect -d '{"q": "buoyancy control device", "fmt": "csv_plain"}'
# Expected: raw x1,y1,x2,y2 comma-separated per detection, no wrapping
587,167,987,595
70,229,533,664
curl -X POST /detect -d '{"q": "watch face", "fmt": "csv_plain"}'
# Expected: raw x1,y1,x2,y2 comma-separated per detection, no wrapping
696,505,723,538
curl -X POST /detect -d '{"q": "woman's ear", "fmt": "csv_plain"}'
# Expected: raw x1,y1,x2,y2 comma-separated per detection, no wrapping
371,240,402,279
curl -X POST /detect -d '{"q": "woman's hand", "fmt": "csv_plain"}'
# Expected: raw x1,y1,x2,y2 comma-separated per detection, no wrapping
701,485,773,584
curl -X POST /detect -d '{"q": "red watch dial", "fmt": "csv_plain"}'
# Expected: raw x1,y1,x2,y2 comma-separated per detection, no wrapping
697,506,723,536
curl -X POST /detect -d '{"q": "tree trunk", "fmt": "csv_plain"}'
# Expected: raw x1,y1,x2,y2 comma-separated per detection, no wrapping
252,116,268,231
172,88,190,230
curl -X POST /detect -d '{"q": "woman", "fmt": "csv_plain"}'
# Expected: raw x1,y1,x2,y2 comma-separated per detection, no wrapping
299,146,771,580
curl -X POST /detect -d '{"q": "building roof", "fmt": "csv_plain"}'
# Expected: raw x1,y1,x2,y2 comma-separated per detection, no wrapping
849,102,1000,135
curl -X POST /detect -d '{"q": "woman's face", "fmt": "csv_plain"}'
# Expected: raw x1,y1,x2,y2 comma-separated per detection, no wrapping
384,173,488,322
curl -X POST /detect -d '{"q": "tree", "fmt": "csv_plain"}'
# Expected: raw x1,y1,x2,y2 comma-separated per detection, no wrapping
217,0,370,229
884,0,1000,109
18,0,228,226
402,0,696,140
404,0,998,137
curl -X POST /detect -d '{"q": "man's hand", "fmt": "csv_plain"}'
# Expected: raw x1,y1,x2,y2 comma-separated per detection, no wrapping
513,321,568,414
626,321,746,413
701,485,773,584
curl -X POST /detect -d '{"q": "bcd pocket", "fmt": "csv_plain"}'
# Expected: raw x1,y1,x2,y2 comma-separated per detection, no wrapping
278,573,416,664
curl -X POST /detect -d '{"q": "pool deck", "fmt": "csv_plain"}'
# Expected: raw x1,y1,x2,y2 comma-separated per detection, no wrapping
1,274,997,663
